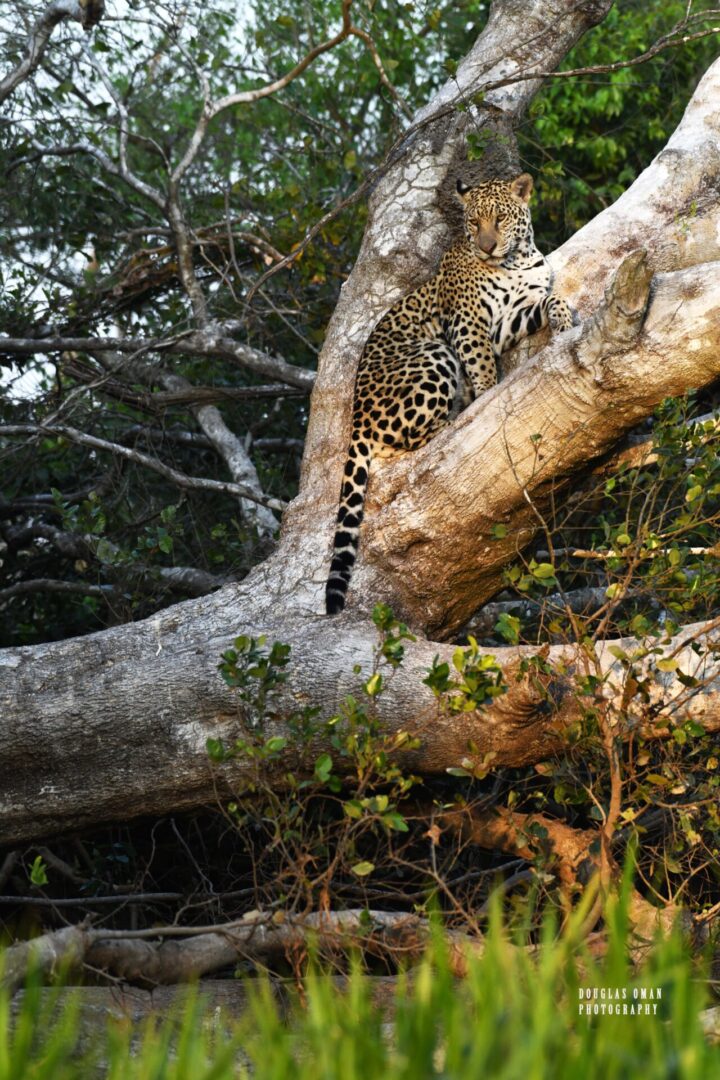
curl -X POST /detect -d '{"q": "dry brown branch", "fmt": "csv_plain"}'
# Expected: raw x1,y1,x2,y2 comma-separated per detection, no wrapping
443,807,598,890
443,806,676,942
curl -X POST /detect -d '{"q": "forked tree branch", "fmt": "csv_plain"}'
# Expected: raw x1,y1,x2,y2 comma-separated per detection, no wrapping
0,1,103,106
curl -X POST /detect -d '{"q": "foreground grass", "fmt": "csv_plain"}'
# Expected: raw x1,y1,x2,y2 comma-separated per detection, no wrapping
1,894,717,1079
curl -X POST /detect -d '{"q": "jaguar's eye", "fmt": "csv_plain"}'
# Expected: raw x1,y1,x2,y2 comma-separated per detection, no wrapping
495,214,506,225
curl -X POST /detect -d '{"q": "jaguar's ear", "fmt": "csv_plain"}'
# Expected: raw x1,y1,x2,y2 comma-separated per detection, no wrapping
456,178,473,200
510,173,533,203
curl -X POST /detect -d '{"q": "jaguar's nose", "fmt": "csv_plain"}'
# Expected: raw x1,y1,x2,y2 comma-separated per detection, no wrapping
477,231,497,255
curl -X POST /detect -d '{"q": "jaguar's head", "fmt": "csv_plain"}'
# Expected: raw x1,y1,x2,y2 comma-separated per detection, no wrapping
455,174,534,263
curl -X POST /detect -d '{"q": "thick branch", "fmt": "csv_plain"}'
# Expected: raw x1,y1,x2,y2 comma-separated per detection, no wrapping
1,580,718,845
0,910,467,992
280,0,613,606
0,578,115,603
353,259,719,635
0,333,315,391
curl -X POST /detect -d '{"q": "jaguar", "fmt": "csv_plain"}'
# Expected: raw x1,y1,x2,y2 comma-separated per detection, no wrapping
325,173,575,615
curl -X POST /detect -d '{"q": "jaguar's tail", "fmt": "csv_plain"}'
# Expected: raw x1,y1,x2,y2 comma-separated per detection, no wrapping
325,435,372,615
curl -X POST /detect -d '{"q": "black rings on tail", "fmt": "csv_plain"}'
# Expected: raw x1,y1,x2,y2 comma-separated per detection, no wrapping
325,436,372,615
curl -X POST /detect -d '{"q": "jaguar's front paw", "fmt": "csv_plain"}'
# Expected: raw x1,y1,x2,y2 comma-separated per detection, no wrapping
548,296,577,333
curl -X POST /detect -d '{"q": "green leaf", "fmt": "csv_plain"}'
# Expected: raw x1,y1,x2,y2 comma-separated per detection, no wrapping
206,737,226,762
494,612,521,645
265,736,287,753
532,562,555,579
94,538,118,564
351,861,375,877
29,855,48,887
382,811,409,832
365,673,383,697
314,752,333,783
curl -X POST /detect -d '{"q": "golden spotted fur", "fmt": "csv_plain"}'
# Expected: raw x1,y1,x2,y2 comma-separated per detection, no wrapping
326,174,575,615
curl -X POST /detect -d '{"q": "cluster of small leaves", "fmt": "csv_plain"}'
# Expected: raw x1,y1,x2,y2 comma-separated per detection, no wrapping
217,634,291,729
503,558,558,595
596,398,720,621
424,635,507,714
472,396,720,911
210,606,424,893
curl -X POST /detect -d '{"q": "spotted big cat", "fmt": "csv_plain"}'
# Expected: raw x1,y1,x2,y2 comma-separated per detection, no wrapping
325,173,575,615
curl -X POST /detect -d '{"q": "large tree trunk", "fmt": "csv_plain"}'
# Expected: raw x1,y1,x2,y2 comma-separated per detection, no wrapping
2,4,720,846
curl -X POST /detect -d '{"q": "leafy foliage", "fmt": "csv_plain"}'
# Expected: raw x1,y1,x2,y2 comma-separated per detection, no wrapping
479,396,720,911
210,606,424,897
521,2,719,248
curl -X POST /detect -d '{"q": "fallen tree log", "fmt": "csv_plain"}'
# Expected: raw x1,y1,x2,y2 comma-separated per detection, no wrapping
1,608,719,845
0,909,475,992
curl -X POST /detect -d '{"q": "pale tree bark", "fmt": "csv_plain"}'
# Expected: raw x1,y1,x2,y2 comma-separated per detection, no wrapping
0,1,104,106
2,2,720,846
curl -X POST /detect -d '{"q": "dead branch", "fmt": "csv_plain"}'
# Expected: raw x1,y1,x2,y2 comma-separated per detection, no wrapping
443,805,677,942
89,352,279,536
0,910,475,992
0,334,315,391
